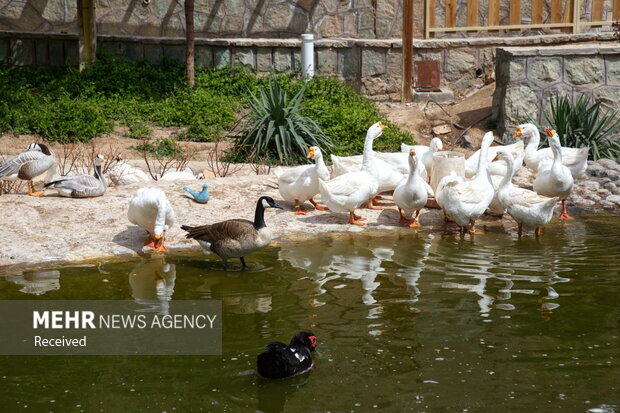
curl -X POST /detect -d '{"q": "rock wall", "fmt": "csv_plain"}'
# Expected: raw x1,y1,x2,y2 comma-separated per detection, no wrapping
492,44,620,140
1,30,616,100
0,0,407,39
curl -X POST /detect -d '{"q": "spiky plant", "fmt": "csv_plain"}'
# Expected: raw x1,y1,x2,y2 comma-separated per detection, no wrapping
543,94,620,160
237,81,333,165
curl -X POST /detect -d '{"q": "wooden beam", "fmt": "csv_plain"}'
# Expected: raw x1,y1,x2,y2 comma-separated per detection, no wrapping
531,0,543,24
488,0,500,28
185,0,195,88
550,0,562,23
509,0,521,25
427,0,435,38
615,0,620,19
467,0,479,27
446,0,457,27
592,0,604,22
77,0,96,70
402,0,414,102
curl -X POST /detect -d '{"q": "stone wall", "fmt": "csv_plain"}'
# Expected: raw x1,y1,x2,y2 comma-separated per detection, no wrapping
492,43,620,140
0,0,406,39
1,30,616,100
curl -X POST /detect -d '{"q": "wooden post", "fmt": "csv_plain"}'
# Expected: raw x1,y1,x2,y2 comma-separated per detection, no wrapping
77,0,96,70
402,0,414,102
185,0,195,88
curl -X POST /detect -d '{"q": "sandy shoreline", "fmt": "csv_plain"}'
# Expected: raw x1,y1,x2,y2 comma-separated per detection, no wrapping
2,160,619,274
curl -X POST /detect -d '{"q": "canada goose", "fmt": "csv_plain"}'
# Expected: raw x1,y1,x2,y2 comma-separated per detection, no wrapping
181,196,282,269
44,154,107,198
128,187,176,252
0,143,55,196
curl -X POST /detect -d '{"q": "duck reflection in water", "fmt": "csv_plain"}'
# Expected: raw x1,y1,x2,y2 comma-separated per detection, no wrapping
128,256,176,315
5,270,60,295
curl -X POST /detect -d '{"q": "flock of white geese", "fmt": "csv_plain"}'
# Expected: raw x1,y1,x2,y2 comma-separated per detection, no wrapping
0,120,590,268
275,122,589,237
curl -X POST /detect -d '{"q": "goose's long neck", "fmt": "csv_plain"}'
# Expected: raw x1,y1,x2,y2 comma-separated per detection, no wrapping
253,201,266,230
499,157,514,192
407,158,420,185
550,139,563,170
314,153,329,178
94,164,107,186
361,134,376,172
525,127,540,154
476,143,490,179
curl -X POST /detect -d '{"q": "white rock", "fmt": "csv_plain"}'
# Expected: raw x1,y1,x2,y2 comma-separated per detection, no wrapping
607,195,620,206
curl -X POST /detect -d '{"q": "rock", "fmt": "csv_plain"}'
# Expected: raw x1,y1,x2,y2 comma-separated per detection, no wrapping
581,180,600,191
597,158,620,172
565,57,603,85
607,195,620,206
589,194,602,202
600,200,617,210
575,198,596,207
503,84,539,125
460,135,474,150
432,124,451,135
529,58,562,83
597,188,612,198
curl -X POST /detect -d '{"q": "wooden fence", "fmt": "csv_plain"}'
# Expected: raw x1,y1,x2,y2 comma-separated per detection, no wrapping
424,0,620,38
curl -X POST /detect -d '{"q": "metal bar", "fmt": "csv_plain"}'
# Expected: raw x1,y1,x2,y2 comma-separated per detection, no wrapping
402,0,414,103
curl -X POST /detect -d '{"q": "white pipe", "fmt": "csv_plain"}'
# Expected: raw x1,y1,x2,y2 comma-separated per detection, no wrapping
301,33,314,79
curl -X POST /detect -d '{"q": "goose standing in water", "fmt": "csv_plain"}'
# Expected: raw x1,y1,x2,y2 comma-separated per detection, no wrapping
0,143,55,196
45,154,107,198
181,196,282,269
128,187,176,252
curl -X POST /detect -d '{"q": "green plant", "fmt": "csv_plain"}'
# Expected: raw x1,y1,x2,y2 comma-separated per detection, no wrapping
236,81,333,164
544,94,620,160
124,119,152,139
133,138,184,159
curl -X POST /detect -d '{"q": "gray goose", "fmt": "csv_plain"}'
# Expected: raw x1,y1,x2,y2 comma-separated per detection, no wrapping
44,154,107,198
0,143,55,196
181,196,282,269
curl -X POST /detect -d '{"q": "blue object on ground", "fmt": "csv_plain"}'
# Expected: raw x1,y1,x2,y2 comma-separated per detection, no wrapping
184,184,209,204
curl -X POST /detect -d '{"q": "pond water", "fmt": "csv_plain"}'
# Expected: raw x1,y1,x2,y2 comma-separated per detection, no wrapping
0,215,619,412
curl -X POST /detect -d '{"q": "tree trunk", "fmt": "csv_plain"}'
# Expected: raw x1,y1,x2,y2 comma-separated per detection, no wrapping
185,0,195,88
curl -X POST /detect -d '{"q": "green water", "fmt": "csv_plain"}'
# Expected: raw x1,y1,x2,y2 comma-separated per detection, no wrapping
0,216,619,412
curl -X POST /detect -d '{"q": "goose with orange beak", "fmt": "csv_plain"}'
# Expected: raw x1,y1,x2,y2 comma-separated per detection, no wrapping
393,148,427,227
274,146,330,215
533,128,574,220
318,122,384,225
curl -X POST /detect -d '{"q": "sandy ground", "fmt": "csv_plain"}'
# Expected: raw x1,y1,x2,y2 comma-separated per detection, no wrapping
0,173,511,271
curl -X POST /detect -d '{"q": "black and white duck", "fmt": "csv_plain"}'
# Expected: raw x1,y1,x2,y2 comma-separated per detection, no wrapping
257,332,317,379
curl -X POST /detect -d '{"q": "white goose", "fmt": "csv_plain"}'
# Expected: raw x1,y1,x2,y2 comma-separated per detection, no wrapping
318,122,385,225
401,137,443,179
496,150,558,237
464,139,524,179
393,148,428,227
516,123,589,178
436,132,495,233
274,146,330,215
128,187,176,252
533,128,574,220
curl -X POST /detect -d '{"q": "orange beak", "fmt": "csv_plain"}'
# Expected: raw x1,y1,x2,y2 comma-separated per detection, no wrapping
409,148,416,156
513,126,522,138
492,154,499,162
544,128,556,137
437,147,443,152
306,148,315,158
378,122,389,131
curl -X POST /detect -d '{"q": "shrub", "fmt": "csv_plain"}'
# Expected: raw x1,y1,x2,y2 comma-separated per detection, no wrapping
234,81,333,164
124,119,152,139
133,138,184,158
544,94,620,160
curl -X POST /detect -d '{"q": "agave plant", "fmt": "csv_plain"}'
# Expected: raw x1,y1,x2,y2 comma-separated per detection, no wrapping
543,94,620,160
237,81,333,165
